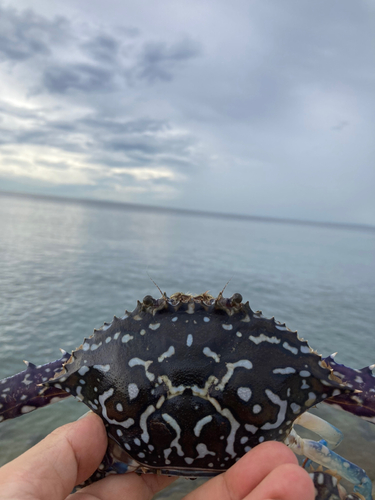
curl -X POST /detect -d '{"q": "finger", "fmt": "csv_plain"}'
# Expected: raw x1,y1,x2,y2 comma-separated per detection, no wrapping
246,462,315,500
183,441,299,500
70,471,176,500
0,412,107,500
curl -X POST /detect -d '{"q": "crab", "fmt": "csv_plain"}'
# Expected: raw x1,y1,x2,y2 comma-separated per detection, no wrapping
0,291,374,500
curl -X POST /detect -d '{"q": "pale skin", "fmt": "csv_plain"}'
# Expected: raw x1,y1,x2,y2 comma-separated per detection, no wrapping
0,412,315,500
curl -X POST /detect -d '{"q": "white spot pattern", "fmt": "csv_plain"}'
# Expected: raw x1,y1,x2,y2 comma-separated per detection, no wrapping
261,390,287,430
291,403,301,414
222,324,233,331
249,334,280,344
21,374,33,386
129,358,155,382
78,366,90,376
93,364,110,373
196,443,215,458
162,413,184,456
158,346,175,362
217,360,253,390
140,405,156,443
203,347,221,363
245,424,258,434
128,383,139,400
282,342,298,355
305,392,316,406
99,388,135,429
21,405,36,414
149,323,160,330
300,345,310,353
237,387,252,402
122,334,134,343
194,415,213,437
273,367,296,374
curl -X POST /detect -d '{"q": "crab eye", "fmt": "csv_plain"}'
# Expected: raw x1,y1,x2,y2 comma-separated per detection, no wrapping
231,293,243,305
143,295,155,306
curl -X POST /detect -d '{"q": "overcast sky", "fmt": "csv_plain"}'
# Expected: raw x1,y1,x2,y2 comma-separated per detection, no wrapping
0,1,374,225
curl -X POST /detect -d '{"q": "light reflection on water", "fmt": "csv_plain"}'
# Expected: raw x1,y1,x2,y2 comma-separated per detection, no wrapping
0,192,375,497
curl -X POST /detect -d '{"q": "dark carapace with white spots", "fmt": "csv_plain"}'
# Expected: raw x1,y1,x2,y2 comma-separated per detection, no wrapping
1,292,374,500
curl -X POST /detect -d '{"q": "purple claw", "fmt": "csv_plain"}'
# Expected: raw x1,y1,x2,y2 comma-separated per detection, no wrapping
0,352,72,422
323,355,375,424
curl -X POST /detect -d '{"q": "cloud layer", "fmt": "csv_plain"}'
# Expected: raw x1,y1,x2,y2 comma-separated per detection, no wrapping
0,1,374,225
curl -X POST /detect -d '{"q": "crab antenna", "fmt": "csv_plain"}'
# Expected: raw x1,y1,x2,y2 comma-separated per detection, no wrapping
147,273,166,298
218,277,233,298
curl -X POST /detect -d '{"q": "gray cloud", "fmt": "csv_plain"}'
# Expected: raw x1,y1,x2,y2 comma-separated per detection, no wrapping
0,4,201,97
0,4,69,61
43,63,116,94
79,116,168,135
136,39,202,83
0,0,373,224
0,106,196,160
81,34,120,64
43,36,200,97
0,94,201,196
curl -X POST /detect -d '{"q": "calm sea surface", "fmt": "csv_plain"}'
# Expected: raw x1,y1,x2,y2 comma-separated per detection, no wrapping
0,192,375,497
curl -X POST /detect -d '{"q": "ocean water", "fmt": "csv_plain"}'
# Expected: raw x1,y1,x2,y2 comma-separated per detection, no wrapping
0,192,374,497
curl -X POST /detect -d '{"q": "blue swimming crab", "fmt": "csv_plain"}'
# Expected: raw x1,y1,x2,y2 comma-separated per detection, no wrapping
0,291,374,500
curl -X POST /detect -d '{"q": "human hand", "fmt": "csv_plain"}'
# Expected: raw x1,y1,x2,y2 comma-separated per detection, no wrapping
0,412,314,500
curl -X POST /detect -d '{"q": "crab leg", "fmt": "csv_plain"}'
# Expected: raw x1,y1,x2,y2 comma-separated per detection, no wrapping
323,355,375,424
294,412,343,449
76,436,142,489
308,471,365,500
0,351,71,422
286,428,373,500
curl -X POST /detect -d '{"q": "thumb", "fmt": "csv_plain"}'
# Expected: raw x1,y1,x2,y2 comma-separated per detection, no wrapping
0,412,107,500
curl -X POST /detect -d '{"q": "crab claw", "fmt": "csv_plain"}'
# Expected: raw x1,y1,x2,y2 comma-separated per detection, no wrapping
0,351,72,422
323,356,375,424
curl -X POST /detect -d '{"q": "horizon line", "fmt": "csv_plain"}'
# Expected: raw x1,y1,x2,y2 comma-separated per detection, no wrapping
1,189,374,233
